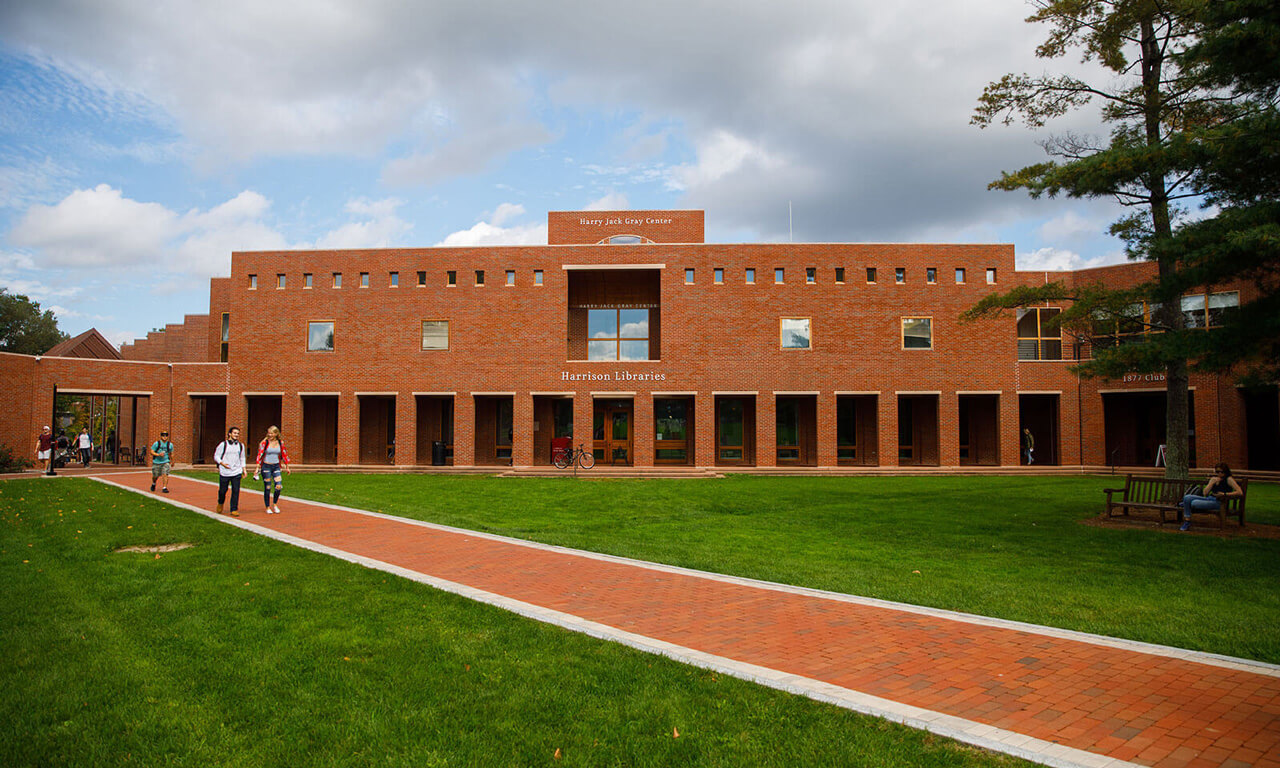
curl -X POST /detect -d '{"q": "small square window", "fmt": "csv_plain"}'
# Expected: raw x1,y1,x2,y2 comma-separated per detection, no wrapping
447,270,457,287
775,267,784,283
986,268,997,284
926,267,937,284
955,268,966,284
276,274,286,289
506,270,515,286
422,320,449,350
835,267,845,283
866,267,877,283
333,272,342,288
780,317,811,349
534,270,544,286
390,272,399,287
685,268,695,284
714,267,724,284
746,268,755,284
475,270,485,286
308,321,335,352
895,268,905,284
248,274,257,290
417,271,426,287
304,273,313,289
902,317,933,350
360,272,369,288
806,267,816,284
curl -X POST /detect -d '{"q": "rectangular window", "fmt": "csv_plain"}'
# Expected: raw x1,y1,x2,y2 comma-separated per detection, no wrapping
714,267,724,284
304,273,313,288
1181,294,1207,329
534,269,544,286
866,267,877,283
1017,308,1062,360
685,268,695,284
390,272,399,287
587,308,650,361
333,272,342,288
275,274,286,289
902,317,932,349
417,271,426,287
895,268,905,284
775,267,784,284
1207,291,1238,327
835,267,845,283
220,312,229,363
307,321,335,352
745,268,755,284
360,272,369,288
955,267,966,284
776,398,800,461
506,270,515,286
780,317,811,350
421,320,449,350
926,267,937,284
475,270,484,286
248,274,257,290
986,268,997,284
447,270,456,286
806,267,816,284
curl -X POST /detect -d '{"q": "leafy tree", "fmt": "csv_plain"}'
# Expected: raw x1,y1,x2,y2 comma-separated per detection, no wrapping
0,288,67,355
967,0,1238,479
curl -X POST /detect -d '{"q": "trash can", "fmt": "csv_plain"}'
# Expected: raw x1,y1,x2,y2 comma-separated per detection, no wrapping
431,440,446,466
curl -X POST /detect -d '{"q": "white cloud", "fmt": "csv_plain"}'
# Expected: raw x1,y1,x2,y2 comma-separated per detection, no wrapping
9,184,177,267
488,202,525,226
1038,210,1107,245
436,205,546,246
316,198,413,249
583,193,629,211
1016,247,1121,272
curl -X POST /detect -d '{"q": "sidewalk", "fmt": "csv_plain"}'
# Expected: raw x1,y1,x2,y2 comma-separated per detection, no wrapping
94,471,1280,768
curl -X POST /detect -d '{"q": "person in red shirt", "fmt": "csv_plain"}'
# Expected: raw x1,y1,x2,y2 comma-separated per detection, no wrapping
35,426,53,473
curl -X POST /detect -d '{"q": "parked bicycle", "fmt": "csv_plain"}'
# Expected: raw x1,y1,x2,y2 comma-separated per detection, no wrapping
553,443,595,470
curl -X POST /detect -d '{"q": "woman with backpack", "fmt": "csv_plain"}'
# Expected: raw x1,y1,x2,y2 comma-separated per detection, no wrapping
254,425,291,514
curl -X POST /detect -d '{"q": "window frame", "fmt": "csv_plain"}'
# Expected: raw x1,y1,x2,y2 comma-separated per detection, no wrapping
955,267,966,284
895,268,905,284
745,268,756,284
779,317,812,350
390,272,399,288
534,269,544,286
901,317,933,350
505,270,515,286
304,273,313,289
333,272,342,288
774,267,785,284
276,273,286,289
866,267,877,284
360,272,370,288
586,308,651,362
1016,307,1063,361
248,274,257,290
307,320,336,353
421,319,450,351
714,267,724,284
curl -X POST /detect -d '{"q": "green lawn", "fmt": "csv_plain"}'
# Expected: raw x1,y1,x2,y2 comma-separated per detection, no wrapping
1,478,1033,768
189,472,1280,664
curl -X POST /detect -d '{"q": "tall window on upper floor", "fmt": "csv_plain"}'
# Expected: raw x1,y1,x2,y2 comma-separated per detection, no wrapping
1017,308,1062,360
220,313,229,363
421,320,449,350
780,318,811,349
588,309,650,361
307,321,335,352
902,317,932,349
1182,291,1239,328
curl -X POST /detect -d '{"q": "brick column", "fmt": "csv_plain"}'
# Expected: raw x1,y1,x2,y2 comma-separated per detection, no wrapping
757,394,776,468
939,393,959,467
513,392,534,467
1001,393,1022,467
454,395,475,467
881,393,899,467
633,394,653,467
696,393,715,468
573,391,594,457
337,394,359,465
281,393,301,466
396,393,417,467
816,392,837,467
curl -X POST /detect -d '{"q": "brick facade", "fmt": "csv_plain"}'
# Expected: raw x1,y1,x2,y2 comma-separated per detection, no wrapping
2,210,1275,472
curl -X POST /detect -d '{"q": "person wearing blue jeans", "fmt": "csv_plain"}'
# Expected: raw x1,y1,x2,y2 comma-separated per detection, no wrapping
1179,462,1243,531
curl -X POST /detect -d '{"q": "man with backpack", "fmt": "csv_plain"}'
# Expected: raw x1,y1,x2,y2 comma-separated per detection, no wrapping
213,426,247,516
148,430,174,493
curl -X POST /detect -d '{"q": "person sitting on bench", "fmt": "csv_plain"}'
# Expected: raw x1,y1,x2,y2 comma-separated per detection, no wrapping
1178,462,1243,531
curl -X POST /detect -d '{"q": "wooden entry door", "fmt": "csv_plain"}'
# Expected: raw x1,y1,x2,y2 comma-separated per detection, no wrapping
593,401,633,465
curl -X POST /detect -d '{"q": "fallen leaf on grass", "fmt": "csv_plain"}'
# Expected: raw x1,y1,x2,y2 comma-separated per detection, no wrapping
673,727,680,738
553,748,561,760
912,570,921,575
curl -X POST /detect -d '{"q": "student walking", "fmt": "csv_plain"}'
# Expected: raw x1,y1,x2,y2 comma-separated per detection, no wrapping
1022,427,1035,465
35,425,53,473
214,427,247,516
254,425,291,514
148,430,174,493
76,427,93,468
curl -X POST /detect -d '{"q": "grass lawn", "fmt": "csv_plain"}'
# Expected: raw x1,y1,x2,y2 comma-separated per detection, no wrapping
185,472,1280,664
2,478,1034,767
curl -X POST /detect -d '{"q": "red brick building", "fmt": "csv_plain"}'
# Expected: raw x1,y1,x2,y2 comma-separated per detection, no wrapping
3,209,1276,472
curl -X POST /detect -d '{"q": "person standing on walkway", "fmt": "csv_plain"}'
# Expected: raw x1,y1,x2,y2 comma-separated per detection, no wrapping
35,425,53,473
76,427,93,468
254,425,291,514
148,430,174,493
1022,427,1035,465
1178,462,1243,531
214,426,247,516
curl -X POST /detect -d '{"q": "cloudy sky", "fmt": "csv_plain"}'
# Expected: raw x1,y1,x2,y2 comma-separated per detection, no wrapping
0,0,1131,348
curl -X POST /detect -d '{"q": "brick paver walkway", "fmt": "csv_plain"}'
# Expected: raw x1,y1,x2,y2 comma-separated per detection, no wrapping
95,472,1280,768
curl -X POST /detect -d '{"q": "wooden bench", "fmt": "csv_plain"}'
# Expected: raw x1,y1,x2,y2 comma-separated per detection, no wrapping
1103,474,1248,527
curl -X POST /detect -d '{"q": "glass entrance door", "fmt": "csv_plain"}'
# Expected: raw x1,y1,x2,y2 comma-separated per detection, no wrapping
592,401,633,465
717,398,746,464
